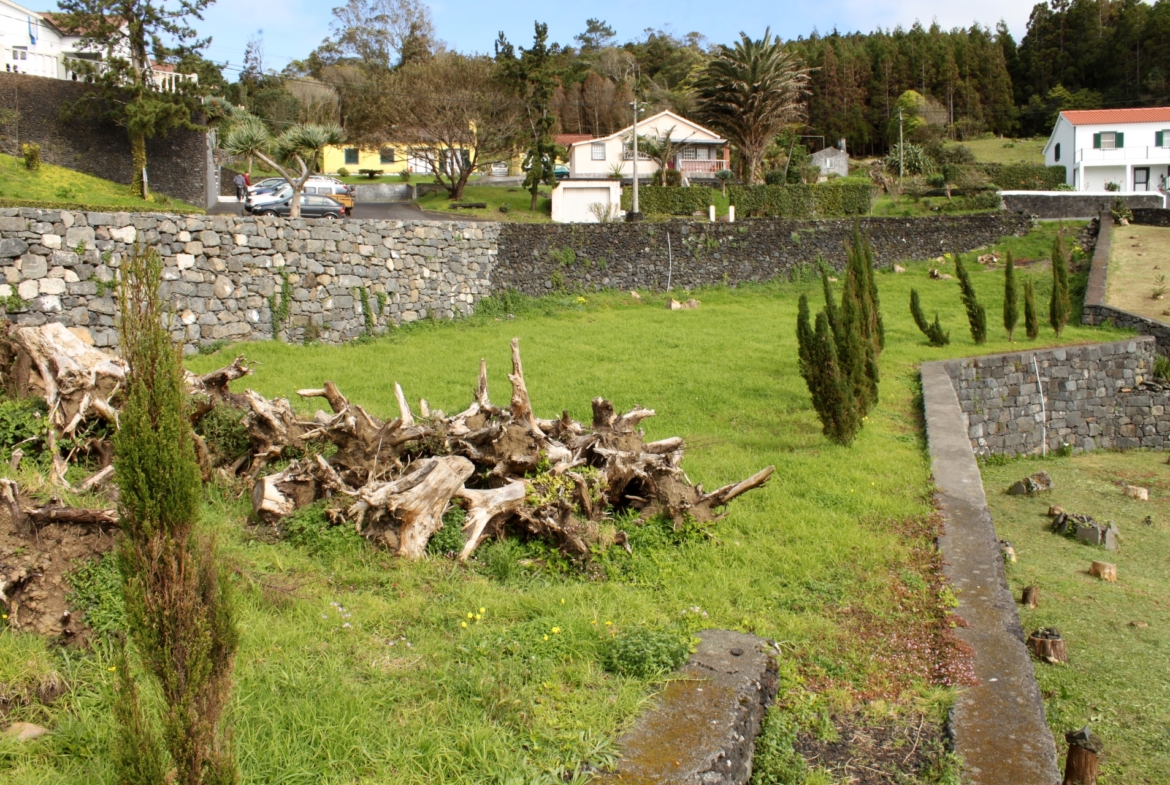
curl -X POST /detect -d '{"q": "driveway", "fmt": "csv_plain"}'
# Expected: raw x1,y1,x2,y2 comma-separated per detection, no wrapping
207,200,489,222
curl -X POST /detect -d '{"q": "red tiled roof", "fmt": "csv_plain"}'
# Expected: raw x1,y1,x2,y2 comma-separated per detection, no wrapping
556,134,593,146
1061,107,1170,125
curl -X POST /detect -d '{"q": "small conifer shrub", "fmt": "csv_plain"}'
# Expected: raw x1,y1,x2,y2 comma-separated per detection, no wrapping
1024,278,1040,340
1003,250,1019,341
1049,235,1071,336
910,289,950,346
955,254,987,344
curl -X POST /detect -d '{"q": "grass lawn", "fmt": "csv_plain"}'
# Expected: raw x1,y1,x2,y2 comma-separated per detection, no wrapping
1105,224,1170,323
0,154,202,213
953,136,1047,165
981,452,1170,784
0,222,1127,784
416,184,553,222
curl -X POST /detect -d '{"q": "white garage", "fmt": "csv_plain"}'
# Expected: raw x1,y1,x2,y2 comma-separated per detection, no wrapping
551,180,623,223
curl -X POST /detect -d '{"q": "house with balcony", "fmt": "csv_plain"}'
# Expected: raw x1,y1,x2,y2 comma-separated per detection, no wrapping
1045,107,1170,193
2,0,195,89
565,110,728,181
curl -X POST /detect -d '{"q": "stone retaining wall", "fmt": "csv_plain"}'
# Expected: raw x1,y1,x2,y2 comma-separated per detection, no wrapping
495,213,1031,295
0,208,496,353
1081,212,1170,348
1001,191,1165,219
940,337,1170,456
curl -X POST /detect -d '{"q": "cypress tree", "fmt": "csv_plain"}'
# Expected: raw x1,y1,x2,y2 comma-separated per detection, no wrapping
846,225,885,352
115,245,238,785
814,311,858,445
955,254,988,344
1024,278,1040,340
1049,235,1071,336
1003,250,1019,341
910,289,950,346
798,277,870,446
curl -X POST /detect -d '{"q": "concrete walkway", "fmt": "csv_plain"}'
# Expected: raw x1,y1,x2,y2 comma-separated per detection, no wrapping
921,362,1060,785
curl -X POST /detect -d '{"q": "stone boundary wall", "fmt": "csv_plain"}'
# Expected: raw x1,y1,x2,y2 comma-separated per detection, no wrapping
0,72,210,207
495,213,1031,295
1001,191,1165,219
0,208,496,353
940,336,1170,456
1081,212,1170,347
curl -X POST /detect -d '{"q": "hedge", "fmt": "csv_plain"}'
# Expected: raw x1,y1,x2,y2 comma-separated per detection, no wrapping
620,185,716,216
983,163,1066,190
728,180,874,218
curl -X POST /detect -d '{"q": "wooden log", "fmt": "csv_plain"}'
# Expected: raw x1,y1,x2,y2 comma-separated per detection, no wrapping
1090,561,1117,582
455,480,527,560
1028,629,1068,663
354,456,475,559
1063,726,1103,785
1022,585,1039,609
26,506,117,527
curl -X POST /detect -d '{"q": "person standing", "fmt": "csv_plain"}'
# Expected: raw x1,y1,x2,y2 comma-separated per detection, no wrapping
233,172,246,201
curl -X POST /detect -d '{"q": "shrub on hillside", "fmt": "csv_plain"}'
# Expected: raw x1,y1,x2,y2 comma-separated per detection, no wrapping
910,289,949,346
955,255,988,344
21,143,40,172
604,626,693,678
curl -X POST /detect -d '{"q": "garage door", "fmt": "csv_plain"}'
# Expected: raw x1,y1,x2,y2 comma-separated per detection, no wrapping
563,187,612,223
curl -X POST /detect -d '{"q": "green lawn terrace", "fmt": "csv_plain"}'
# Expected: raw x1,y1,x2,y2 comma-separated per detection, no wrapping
0,221,1129,784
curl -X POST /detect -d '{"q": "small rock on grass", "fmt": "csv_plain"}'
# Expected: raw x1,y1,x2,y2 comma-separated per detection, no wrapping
1129,620,1149,628
1008,470,1054,496
1124,485,1149,501
1048,505,1064,517
893,264,906,273
4,722,48,741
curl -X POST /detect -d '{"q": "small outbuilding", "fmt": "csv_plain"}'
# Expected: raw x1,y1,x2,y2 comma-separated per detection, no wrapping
550,179,623,223
811,139,850,180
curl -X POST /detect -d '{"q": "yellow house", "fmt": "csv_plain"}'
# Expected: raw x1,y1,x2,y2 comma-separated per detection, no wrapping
322,144,414,175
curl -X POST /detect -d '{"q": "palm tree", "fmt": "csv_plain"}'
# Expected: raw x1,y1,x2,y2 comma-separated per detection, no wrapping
635,126,694,185
692,30,810,185
223,122,344,218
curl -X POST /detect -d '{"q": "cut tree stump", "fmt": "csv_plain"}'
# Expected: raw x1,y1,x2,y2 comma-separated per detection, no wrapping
1063,726,1103,784
1027,628,1068,663
1090,561,1117,582
1022,585,1039,609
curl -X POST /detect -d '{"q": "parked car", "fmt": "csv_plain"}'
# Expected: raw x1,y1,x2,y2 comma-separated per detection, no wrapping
247,177,286,194
304,181,355,215
554,163,569,180
245,183,292,211
252,193,346,220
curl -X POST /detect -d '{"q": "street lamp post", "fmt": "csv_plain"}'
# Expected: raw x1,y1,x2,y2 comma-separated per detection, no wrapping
628,99,642,221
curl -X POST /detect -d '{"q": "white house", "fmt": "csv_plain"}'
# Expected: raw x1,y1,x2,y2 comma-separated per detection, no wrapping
1045,107,1170,193
1,0,194,88
566,110,728,180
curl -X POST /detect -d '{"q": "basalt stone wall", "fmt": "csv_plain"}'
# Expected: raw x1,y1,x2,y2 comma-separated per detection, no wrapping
495,213,1031,294
1001,191,1165,219
0,208,496,354
940,337,1170,456
1081,212,1170,347
0,72,209,206
1132,208,1170,227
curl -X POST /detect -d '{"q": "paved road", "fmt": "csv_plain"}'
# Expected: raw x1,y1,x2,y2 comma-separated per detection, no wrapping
208,200,487,222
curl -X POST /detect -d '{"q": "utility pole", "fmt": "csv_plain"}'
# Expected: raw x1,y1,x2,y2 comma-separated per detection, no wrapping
898,107,904,190
628,98,641,221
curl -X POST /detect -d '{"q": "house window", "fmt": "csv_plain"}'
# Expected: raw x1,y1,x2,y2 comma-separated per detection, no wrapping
1054,143,1061,162
682,147,697,160
344,148,359,165
591,143,606,161
380,148,395,164
12,47,27,61
1157,131,1170,148
1093,132,1123,150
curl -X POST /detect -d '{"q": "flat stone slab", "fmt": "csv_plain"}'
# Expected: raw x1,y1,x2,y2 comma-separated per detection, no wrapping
595,629,778,785
922,361,1060,785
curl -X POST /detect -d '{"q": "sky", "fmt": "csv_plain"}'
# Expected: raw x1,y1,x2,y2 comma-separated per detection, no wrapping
42,0,1041,78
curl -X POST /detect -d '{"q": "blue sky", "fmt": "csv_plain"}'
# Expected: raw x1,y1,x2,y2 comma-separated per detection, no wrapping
47,0,1039,77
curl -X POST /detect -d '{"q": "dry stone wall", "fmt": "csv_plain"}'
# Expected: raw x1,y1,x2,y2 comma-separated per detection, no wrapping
941,337,1170,456
495,213,1031,294
0,208,496,354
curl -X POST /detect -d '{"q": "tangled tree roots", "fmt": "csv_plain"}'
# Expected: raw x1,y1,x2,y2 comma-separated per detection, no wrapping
0,324,774,563
246,338,775,560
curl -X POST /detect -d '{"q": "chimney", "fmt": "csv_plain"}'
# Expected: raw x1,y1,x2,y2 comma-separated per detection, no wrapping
838,138,847,153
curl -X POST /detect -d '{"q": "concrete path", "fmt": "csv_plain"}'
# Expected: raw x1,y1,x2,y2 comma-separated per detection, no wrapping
921,362,1059,785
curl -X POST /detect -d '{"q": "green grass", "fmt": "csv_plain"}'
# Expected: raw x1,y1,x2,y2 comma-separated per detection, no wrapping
0,154,202,213
953,136,1047,165
0,222,1128,784
415,184,553,222
981,452,1170,784
870,193,998,218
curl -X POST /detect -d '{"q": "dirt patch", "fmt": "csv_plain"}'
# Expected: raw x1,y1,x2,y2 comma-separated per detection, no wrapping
0,492,115,642
1105,224,1170,323
795,712,950,784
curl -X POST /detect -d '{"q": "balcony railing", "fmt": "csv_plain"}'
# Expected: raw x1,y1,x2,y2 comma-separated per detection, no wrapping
3,46,60,79
1075,146,1170,163
678,160,726,173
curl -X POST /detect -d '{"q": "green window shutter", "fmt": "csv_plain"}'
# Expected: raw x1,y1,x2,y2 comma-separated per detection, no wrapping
1093,133,1101,149
1157,131,1165,147
1116,132,1125,148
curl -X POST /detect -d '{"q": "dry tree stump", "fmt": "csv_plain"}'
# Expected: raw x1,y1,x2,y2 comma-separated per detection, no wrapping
1022,585,1039,609
1028,628,1068,663
1063,726,1103,784
1090,561,1117,582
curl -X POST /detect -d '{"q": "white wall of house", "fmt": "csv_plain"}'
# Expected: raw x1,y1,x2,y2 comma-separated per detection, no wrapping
1,0,60,78
567,110,726,179
1046,113,1170,192
551,179,622,223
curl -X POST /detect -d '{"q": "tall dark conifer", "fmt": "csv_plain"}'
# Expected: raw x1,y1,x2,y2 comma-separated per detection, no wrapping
955,254,988,344
1003,250,1019,341
1024,278,1040,340
1049,235,1071,337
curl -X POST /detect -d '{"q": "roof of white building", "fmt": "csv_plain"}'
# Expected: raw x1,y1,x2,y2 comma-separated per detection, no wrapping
1060,107,1170,125
567,110,726,148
